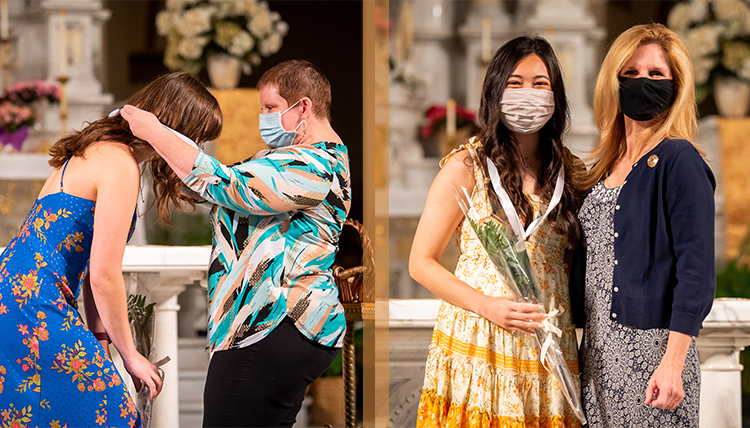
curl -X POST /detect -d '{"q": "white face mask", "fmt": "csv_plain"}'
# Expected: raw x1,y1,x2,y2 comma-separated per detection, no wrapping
499,88,555,134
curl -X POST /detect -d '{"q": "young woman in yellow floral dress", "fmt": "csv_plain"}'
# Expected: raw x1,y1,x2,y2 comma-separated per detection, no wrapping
409,36,584,427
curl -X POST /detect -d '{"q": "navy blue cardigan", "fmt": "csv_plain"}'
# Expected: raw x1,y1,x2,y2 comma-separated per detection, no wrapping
570,138,716,337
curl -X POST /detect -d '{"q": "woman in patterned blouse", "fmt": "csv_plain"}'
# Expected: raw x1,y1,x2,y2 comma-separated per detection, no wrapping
121,60,351,427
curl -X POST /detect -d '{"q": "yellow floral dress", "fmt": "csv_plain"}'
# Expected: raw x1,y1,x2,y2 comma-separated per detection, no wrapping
416,139,580,428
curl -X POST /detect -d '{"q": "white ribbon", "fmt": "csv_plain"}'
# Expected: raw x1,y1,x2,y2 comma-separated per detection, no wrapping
486,160,565,252
539,307,563,372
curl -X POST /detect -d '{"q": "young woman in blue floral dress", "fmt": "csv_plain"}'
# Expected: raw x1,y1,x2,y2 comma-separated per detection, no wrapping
0,72,222,427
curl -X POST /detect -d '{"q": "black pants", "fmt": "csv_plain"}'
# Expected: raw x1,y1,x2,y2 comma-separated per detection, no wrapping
202,317,340,427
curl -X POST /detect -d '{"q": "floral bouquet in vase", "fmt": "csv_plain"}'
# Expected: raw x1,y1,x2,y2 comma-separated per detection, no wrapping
156,0,288,88
127,294,168,428
0,102,35,151
454,184,587,424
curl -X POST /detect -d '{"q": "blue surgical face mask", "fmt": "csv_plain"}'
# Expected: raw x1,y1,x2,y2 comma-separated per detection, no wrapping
259,99,305,148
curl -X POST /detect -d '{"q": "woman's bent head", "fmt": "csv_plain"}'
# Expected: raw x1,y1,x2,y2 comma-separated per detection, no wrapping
49,72,223,223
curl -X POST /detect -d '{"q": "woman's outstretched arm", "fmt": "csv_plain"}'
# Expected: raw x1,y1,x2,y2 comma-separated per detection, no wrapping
86,142,163,399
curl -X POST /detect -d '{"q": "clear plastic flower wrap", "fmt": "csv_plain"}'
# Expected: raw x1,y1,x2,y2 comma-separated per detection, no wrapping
128,294,169,428
454,185,587,424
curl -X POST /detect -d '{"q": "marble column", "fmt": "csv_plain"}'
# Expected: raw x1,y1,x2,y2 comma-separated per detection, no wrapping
121,246,212,428
696,298,750,428
526,0,604,157
459,0,513,111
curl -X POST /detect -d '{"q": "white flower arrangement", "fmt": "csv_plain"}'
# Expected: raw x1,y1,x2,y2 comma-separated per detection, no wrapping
668,0,750,102
156,0,288,75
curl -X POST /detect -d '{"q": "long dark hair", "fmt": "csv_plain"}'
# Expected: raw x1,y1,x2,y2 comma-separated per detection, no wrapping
478,36,583,247
48,72,223,223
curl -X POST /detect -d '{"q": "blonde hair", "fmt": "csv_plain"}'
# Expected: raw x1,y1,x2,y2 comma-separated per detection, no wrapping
584,23,700,189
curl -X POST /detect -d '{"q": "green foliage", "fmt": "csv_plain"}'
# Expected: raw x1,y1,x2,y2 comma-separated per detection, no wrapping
715,259,750,298
468,215,540,303
128,294,156,357
147,209,213,246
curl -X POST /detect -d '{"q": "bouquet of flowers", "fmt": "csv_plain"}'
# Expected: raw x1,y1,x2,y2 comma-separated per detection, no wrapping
0,102,35,151
668,0,750,102
156,0,288,76
420,104,477,140
454,185,587,424
5,81,61,105
128,294,169,428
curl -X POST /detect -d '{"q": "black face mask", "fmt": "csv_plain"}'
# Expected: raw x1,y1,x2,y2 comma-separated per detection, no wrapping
618,76,676,122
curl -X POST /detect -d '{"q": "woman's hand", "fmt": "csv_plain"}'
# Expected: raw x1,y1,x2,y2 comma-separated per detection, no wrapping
480,296,546,335
120,104,163,143
644,361,684,409
643,330,692,409
122,353,163,400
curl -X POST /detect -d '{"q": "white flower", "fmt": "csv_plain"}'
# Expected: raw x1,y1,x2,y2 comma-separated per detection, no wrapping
208,0,234,19
234,0,259,15
712,0,750,21
241,62,252,75
258,32,282,56
739,57,750,81
275,20,289,36
156,11,175,36
250,52,261,66
694,57,717,84
667,3,692,34
177,35,210,60
688,0,709,22
228,30,254,57
248,3,273,38
684,24,722,57
176,5,214,38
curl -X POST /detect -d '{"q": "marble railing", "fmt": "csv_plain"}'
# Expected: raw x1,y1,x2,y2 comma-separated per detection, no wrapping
0,245,211,428
389,298,750,428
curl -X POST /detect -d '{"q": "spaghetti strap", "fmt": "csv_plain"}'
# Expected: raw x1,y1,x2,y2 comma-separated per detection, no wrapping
60,158,71,192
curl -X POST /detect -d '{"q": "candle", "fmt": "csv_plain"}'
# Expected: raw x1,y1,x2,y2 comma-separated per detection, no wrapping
1,2,8,40
446,99,456,138
58,9,66,76
401,2,413,63
482,18,492,63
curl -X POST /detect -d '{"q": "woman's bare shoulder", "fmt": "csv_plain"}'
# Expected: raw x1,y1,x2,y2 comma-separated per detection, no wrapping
82,141,140,178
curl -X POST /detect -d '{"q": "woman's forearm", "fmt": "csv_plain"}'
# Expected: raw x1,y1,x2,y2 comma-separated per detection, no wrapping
409,256,489,316
88,272,139,361
662,330,692,369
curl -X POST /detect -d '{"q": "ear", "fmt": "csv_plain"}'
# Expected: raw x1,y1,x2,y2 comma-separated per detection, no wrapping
299,97,314,119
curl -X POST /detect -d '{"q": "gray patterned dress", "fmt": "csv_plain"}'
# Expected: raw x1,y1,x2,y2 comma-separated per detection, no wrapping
578,181,701,427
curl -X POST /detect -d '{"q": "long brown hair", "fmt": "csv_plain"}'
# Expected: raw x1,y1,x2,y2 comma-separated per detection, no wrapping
49,72,223,222
477,36,583,247
585,23,699,189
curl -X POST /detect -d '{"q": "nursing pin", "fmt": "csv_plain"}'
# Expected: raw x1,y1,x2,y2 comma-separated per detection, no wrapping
648,154,659,168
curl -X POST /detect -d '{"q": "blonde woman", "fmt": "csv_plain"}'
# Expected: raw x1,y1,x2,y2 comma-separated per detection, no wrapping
571,23,715,427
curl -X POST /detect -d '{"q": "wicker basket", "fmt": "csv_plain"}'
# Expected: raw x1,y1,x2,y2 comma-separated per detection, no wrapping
333,219,374,304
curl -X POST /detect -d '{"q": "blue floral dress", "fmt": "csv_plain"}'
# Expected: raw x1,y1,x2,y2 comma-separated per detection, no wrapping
0,159,140,427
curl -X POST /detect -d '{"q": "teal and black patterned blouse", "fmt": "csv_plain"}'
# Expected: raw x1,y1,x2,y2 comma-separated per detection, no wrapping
182,141,351,351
